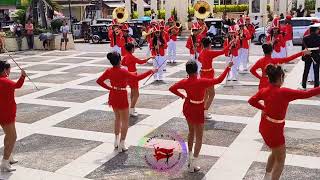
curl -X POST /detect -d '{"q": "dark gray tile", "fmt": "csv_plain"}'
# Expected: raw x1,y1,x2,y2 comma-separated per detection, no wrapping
86,146,218,180
16,103,68,123
8,72,34,80
244,162,320,180
51,58,93,64
24,64,66,71
0,55,21,61
15,85,48,97
55,110,148,133
261,128,320,157
216,85,258,96
208,99,257,117
79,79,99,87
136,94,178,109
213,63,228,70
77,52,106,57
37,88,105,103
11,134,102,172
142,81,176,91
32,74,81,83
63,66,105,74
147,117,245,147
92,60,111,65
286,104,320,123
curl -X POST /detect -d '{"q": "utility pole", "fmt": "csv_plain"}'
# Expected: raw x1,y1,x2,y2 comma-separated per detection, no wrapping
68,0,73,35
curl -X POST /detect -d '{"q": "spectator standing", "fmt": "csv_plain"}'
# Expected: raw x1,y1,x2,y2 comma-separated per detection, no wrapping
25,19,34,50
151,9,157,20
296,4,305,17
0,28,5,53
252,16,260,28
14,21,23,51
60,22,69,51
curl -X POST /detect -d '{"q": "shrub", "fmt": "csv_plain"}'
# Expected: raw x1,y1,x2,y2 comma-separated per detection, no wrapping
51,18,63,34
158,9,165,19
144,10,151,16
12,9,26,25
212,5,248,12
132,11,139,19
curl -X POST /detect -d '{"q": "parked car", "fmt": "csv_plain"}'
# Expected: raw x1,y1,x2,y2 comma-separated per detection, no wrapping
96,19,112,25
204,18,226,48
90,24,110,43
253,17,320,45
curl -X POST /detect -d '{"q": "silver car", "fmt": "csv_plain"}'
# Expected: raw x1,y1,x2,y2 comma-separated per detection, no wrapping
253,17,320,45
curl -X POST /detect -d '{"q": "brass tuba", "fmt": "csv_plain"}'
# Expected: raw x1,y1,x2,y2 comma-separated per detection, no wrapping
194,1,211,20
112,7,129,23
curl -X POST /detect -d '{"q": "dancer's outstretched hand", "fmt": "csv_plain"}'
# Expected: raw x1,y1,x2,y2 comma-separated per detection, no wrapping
303,49,311,55
21,69,27,77
152,68,158,73
149,56,155,60
227,61,234,68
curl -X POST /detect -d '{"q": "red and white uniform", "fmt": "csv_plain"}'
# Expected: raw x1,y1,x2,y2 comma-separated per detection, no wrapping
166,16,179,63
224,31,241,80
150,25,168,81
250,52,303,89
198,21,208,37
245,17,256,39
96,67,152,109
108,19,122,54
249,85,320,148
121,53,148,88
0,74,25,125
169,67,230,124
238,18,251,71
119,35,134,57
285,16,294,50
267,18,286,58
198,47,229,79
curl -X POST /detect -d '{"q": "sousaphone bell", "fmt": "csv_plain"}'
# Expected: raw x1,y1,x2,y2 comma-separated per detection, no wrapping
112,7,129,23
194,1,211,20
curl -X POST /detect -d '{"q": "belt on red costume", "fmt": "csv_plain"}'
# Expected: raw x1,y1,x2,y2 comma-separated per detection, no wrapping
266,116,285,124
200,68,213,72
111,86,126,91
129,71,137,74
190,99,204,104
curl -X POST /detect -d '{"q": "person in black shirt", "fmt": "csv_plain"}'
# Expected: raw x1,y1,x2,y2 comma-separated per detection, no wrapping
296,4,305,17
14,21,23,51
301,24,320,90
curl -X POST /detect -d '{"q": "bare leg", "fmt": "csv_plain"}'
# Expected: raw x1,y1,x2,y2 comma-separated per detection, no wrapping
130,88,139,108
65,41,67,50
187,121,195,153
266,152,275,173
193,124,204,157
113,108,121,136
271,145,286,180
1,123,17,160
204,86,215,110
119,109,129,141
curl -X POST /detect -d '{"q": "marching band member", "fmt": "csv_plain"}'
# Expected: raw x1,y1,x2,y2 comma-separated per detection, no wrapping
198,37,230,119
266,18,285,58
250,44,309,89
97,52,155,153
284,15,293,56
150,25,167,81
224,25,241,81
0,61,26,172
248,64,320,180
197,19,208,37
169,60,233,173
237,18,251,72
167,16,179,63
108,19,123,54
245,16,256,40
159,20,169,71
121,43,154,117
120,23,135,57
186,23,204,73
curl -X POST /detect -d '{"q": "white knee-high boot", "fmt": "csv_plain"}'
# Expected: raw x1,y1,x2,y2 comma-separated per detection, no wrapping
0,159,16,172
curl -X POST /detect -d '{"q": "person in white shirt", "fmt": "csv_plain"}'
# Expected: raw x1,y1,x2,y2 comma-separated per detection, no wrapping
252,16,260,28
128,26,133,36
315,8,320,18
60,22,69,51
208,24,217,36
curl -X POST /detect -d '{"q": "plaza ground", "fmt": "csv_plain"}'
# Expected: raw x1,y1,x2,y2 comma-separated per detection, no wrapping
0,41,319,180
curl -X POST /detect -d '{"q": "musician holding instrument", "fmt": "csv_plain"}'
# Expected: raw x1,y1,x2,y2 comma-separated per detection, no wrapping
186,23,205,73
0,60,26,172
150,25,168,81
237,18,251,72
266,18,285,59
108,19,123,54
119,23,135,57
166,16,180,63
224,25,241,81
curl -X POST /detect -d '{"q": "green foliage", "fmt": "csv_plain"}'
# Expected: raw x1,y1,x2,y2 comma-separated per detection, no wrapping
212,5,248,12
5,31,15,38
171,7,177,20
33,27,50,35
132,11,139,19
158,9,165,20
13,9,26,25
144,10,151,17
50,18,63,34
305,0,315,11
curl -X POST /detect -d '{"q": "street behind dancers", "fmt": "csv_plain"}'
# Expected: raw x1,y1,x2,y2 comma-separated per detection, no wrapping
96,52,156,152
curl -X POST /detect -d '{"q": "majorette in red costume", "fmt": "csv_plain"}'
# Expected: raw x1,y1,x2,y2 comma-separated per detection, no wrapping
108,19,123,54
